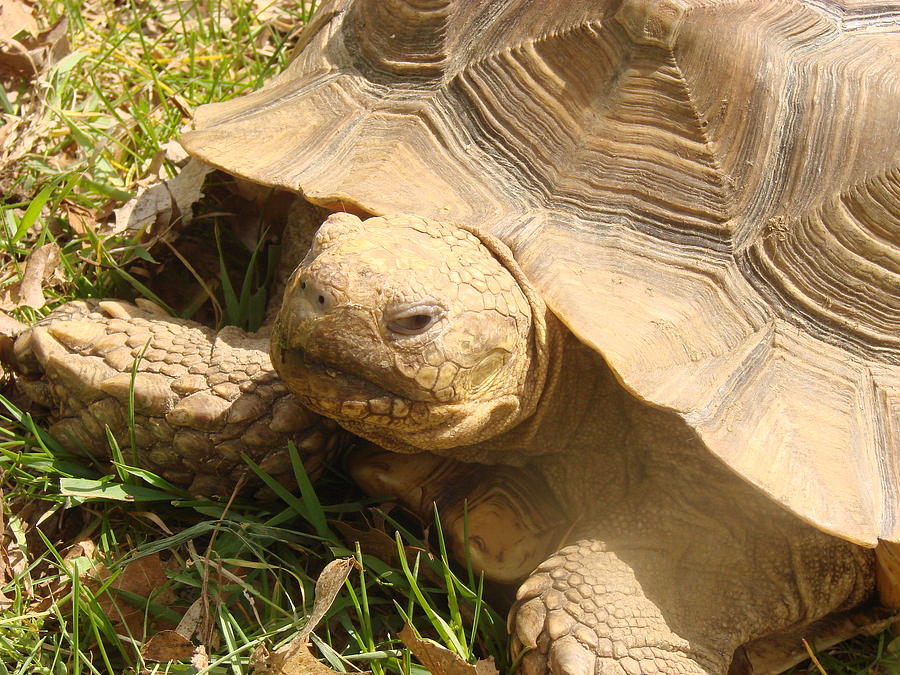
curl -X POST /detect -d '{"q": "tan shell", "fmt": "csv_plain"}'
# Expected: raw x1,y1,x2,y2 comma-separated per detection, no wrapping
181,0,899,548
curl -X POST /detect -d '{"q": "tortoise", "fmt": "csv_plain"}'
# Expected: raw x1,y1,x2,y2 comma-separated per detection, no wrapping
12,0,900,672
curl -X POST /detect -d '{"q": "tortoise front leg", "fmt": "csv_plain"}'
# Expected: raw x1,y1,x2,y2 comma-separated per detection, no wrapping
508,524,875,675
510,539,729,675
14,299,345,496
348,447,568,583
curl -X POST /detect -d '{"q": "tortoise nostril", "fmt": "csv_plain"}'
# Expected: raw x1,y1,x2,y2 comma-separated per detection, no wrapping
286,272,335,317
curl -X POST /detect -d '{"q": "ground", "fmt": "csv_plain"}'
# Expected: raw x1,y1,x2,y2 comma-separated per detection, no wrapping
0,1,896,673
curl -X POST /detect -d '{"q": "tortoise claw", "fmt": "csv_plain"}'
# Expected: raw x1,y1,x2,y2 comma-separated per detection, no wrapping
548,636,595,675
513,597,546,650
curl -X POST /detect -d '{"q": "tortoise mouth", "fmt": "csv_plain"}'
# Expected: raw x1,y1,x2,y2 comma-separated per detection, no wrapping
272,341,443,431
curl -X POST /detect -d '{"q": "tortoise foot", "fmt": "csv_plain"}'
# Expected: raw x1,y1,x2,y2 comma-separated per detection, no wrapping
13,299,345,496
509,540,727,675
348,447,566,583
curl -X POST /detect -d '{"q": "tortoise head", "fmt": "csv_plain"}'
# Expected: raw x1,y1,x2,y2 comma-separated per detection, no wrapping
271,212,551,453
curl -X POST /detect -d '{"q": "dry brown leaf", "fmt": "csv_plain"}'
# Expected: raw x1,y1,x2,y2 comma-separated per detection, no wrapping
163,138,190,165
18,242,60,308
0,0,38,41
250,558,366,675
0,497,29,600
174,595,205,641
251,640,357,675
0,119,15,147
62,200,96,236
0,242,61,310
62,538,97,576
0,310,25,337
88,553,176,637
140,630,195,662
0,17,68,180
305,558,361,635
398,624,499,675
111,157,214,237
0,15,67,79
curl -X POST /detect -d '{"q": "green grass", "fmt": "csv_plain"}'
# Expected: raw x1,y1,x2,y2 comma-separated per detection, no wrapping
0,394,508,674
0,1,897,673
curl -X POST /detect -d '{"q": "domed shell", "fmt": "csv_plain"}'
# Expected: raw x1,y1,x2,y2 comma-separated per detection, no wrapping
181,0,899,549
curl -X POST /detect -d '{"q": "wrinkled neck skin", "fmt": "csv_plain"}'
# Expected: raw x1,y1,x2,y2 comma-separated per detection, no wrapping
434,315,612,461
429,313,635,516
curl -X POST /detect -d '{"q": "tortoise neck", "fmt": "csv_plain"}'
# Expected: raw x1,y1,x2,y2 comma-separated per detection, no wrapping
436,316,618,468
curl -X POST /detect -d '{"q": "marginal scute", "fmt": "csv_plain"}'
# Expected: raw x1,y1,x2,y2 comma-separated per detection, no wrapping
27,326,66,364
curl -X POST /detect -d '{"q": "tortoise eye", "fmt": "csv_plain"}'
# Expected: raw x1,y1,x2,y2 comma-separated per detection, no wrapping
387,306,442,336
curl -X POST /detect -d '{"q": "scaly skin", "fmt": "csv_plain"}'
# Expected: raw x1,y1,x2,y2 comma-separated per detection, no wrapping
12,199,346,496
14,298,345,496
271,212,879,674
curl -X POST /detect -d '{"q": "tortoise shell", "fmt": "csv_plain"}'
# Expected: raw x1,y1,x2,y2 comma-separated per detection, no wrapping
180,0,899,549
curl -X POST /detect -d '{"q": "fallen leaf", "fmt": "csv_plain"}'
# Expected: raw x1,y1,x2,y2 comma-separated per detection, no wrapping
88,553,176,637
0,15,67,79
163,138,190,165
304,558,361,635
111,157,214,237
0,119,15,147
62,538,98,578
0,311,25,337
399,624,499,675
251,640,357,675
250,558,366,675
62,200,96,236
0,0,38,42
140,630,195,662
0,496,29,599
18,242,61,308
174,595,205,640
0,242,61,310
